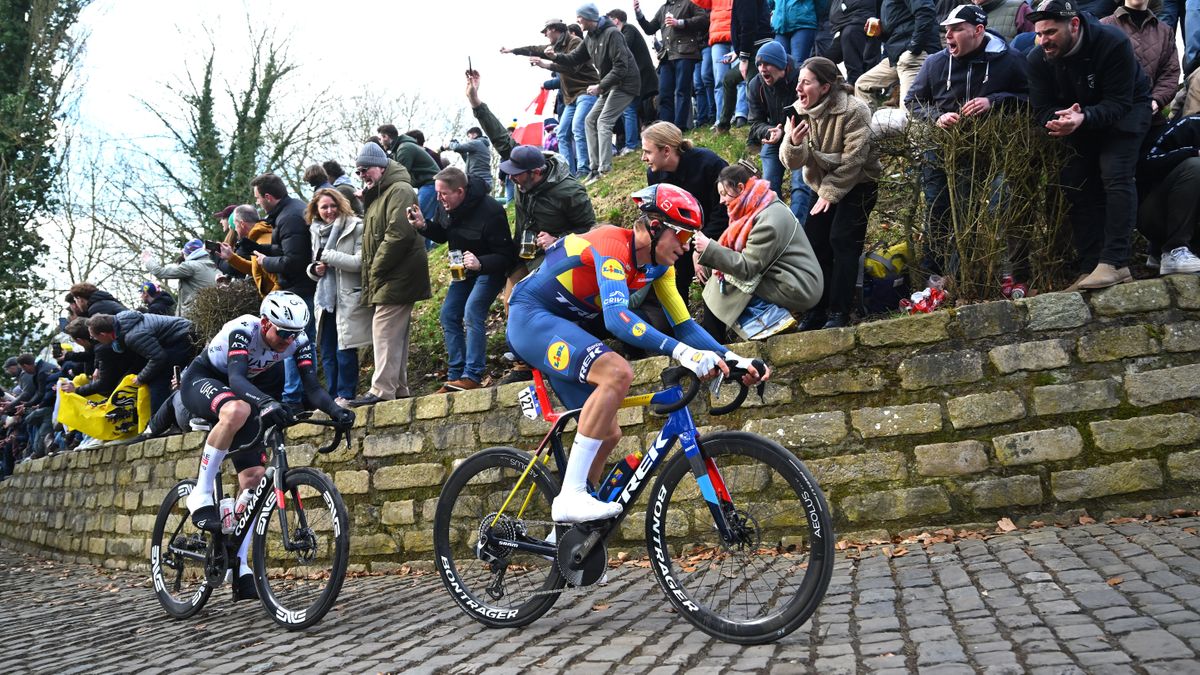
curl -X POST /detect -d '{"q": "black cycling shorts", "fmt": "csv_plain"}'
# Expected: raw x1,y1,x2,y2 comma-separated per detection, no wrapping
180,360,283,461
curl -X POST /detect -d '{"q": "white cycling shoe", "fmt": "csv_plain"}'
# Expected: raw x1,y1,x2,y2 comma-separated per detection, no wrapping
552,490,622,523
185,490,221,532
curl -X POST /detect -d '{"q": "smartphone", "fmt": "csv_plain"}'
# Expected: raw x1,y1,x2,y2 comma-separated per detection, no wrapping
467,56,475,77
786,105,802,128
173,366,181,382
204,240,222,253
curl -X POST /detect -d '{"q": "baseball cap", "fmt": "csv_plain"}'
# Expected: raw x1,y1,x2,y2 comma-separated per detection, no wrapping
1027,0,1078,22
499,145,547,176
940,4,988,26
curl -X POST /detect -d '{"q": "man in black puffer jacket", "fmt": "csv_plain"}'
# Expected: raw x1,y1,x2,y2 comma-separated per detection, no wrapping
68,283,128,318
1028,0,1152,290
409,168,517,393
85,311,195,414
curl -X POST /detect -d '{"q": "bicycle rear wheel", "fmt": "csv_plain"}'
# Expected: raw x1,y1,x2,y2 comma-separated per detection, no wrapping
433,447,565,628
252,467,349,630
646,431,834,644
150,479,213,618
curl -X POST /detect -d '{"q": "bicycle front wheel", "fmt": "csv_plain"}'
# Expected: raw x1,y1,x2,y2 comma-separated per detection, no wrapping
252,467,349,630
433,447,565,628
150,479,213,618
646,431,835,644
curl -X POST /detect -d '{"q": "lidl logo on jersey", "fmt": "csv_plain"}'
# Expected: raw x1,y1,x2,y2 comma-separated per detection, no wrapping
632,322,646,337
546,339,571,371
600,259,625,280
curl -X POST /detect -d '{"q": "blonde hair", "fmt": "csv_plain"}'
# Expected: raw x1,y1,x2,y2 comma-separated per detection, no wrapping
305,188,353,224
640,121,694,153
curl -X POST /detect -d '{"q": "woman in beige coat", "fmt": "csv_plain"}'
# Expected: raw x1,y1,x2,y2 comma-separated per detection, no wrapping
305,188,373,404
692,162,823,342
781,56,881,329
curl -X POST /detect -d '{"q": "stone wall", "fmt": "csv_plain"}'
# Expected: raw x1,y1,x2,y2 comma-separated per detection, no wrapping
1,276,1199,571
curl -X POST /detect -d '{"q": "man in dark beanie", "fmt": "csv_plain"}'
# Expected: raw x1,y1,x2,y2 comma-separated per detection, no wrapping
1028,0,1151,290
746,40,813,221
351,142,430,406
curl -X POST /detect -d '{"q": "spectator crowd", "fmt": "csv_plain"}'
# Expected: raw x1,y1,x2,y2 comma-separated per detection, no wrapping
4,0,1200,477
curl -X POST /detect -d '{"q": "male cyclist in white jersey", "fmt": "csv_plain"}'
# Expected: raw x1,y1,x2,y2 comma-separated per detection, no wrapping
179,291,354,598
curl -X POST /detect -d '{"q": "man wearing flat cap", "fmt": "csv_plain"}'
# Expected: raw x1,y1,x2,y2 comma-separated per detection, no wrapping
502,19,600,178
1027,0,1152,290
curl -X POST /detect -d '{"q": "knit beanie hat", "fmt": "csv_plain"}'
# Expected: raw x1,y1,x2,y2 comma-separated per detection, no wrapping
182,239,205,257
356,142,389,169
755,41,787,70
577,3,601,22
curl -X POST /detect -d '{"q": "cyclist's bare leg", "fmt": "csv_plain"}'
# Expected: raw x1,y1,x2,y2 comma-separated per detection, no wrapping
553,353,632,523
186,400,251,526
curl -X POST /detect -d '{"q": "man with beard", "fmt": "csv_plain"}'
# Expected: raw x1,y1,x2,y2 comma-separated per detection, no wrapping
1027,0,1151,290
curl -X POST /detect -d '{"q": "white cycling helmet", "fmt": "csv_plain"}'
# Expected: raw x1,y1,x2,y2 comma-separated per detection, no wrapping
260,291,310,331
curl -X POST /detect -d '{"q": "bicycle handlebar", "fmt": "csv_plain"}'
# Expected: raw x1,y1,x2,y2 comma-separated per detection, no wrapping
650,359,768,417
262,412,353,455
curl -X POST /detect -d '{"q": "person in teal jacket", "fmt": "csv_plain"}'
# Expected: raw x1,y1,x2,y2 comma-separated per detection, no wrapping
771,0,830,66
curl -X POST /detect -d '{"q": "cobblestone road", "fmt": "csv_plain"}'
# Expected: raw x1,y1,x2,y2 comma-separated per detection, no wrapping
4,518,1200,674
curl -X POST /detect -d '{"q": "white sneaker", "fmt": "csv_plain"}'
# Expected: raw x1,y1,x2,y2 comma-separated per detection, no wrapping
1147,253,1161,269
77,437,102,450
188,418,211,431
551,490,622,523
334,397,352,409
1160,247,1200,275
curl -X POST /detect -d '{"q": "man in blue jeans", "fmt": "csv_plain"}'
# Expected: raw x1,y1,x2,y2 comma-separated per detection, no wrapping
408,167,518,392
746,41,814,221
634,0,710,129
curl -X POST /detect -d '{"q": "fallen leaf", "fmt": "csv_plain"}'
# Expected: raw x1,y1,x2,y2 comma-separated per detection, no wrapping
835,540,849,551
996,517,1017,532
1028,520,1045,528
1171,509,1191,517
616,551,629,561
1106,577,1123,586
1184,527,1197,535
591,603,609,612
1078,515,1096,525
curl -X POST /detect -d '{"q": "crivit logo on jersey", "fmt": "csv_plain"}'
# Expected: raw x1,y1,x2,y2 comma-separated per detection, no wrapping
600,259,625,280
602,290,627,307
546,339,571,371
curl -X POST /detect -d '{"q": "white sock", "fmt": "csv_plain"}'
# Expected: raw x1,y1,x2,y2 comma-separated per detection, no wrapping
238,534,252,576
191,443,227,503
562,434,603,497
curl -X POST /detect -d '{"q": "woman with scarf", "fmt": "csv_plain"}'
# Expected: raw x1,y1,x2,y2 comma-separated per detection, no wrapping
305,188,372,406
780,56,881,330
692,162,823,342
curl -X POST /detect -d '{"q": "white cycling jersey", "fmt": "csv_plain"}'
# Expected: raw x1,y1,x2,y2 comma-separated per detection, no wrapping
200,314,311,377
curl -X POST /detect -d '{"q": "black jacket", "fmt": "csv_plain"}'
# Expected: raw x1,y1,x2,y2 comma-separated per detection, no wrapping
113,310,195,384
747,58,800,142
552,17,641,96
422,176,518,276
646,147,730,239
142,290,176,316
84,290,128,317
260,195,316,295
620,23,659,98
1142,115,1200,182
731,0,775,58
75,344,147,399
831,0,881,31
881,0,941,65
60,349,94,381
906,32,1030,118
1027,12,1152,137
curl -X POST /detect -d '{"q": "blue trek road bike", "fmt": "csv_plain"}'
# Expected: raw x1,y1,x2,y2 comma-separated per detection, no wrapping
433,364,834,644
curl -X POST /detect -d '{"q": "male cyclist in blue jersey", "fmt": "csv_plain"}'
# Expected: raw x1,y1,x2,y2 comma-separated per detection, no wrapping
507,183,769,524
180,291,354,598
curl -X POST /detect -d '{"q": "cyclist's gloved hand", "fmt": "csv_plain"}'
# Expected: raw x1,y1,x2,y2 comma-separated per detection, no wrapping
330,406,355,427
672,343,723,379
724,351,770,385
260,400,293,430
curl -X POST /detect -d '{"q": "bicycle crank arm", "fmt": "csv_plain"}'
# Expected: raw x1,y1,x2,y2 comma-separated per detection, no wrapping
569,528,604,569
167,546,207,563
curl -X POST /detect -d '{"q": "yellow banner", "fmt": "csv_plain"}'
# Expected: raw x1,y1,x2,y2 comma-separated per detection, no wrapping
56,374,152,441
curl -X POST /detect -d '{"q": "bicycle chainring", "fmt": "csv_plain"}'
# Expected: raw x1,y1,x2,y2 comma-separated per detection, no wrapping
556,525,608,587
